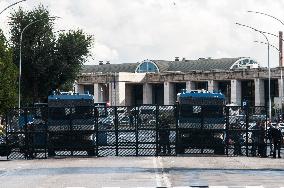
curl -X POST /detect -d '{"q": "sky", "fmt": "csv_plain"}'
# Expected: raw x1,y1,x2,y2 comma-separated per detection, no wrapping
1,0,284,67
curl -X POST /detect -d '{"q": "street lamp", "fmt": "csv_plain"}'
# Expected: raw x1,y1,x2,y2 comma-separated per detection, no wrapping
18,16,61,109
236,22,272,119
0,0,27,15
254,40,283,114
19,20,41,109
248,10,284,116
247,10,284,26
254,40,279,52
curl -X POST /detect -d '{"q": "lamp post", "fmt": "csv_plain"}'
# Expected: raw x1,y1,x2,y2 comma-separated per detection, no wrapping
0,0,27,15
254,41,280,52
236,22,272,119
254,40,284,115
18,19,43,109
18,16,60,109
248,10,284,116
248,10,284,26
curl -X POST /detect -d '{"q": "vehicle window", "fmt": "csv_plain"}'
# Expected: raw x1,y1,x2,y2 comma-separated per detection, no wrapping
140,109,155,114
49,107,68,120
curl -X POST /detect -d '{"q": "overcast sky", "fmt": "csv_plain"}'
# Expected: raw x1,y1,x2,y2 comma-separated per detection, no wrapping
1,0,284,67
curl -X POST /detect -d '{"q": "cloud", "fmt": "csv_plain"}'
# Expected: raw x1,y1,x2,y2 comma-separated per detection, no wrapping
1,0,284,67
86,42,119,65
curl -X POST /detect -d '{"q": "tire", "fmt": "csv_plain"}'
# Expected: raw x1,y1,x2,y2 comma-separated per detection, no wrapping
214,145,225,155
48,149,55,157
87,149,95,156
176,145,185,154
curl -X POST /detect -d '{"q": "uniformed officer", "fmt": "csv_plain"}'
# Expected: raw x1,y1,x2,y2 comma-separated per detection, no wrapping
258,121,267,157
158,115,171,155
270,123,283,158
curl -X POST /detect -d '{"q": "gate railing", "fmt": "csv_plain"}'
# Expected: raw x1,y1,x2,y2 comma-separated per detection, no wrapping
3,105,268,159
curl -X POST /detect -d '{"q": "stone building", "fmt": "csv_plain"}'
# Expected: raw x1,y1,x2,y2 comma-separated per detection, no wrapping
75,57,283,107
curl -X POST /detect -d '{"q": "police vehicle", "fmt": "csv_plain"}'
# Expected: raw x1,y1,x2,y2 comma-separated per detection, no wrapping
47,91,97,156
176,89,226,154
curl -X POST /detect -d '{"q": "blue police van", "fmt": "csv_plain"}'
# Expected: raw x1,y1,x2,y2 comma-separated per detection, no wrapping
176,89,226,154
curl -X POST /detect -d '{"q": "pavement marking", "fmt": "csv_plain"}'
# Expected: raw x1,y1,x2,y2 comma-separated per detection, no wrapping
153,157,163,187
209,186,265,188
157,156,172,188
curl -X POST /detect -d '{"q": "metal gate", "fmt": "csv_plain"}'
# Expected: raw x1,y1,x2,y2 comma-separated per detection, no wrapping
4,105,268,159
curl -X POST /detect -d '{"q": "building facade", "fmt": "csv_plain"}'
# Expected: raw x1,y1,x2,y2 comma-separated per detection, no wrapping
76,57,283,108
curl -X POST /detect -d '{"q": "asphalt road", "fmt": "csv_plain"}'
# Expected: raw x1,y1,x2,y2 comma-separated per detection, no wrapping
0,156,284,188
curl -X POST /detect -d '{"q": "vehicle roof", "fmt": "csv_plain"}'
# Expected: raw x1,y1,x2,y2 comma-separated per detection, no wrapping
179,90,225,99
48,93,94,100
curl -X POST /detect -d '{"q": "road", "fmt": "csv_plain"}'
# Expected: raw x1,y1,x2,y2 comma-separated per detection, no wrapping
0,156,284,188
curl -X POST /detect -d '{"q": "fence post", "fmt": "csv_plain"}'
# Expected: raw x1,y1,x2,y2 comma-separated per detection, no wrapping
23,108,28,159
135,106,138,156
95,106,99,157
175,104,178,156
69,107,73,156
5,111,9,160
44,106,48,159
155,105,159,156
114,106,118,156
245,106,249,157
264,106,268,157
225,106,229,156
201,106,204,154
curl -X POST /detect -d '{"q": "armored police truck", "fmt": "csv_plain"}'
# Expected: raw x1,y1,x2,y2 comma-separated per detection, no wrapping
176,89,226,154
47,92,97,156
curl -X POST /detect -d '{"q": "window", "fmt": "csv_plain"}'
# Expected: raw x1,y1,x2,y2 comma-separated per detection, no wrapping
231,58,259,70
136,60,159,73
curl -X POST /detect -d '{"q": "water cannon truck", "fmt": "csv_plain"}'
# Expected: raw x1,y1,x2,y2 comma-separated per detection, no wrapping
47,91,97,156
176,89,226,154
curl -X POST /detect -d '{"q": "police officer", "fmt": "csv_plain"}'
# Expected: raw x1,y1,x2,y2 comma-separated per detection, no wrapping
267,121,274,156
158,115,171,155
231,123,243,156
258,121,267,157
270,122,283,158
251,121,261,157
25,121,35,159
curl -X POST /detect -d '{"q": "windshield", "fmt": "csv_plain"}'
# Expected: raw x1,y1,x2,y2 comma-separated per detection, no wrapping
140,109,155,114
179,97,224,105
179,105,223,118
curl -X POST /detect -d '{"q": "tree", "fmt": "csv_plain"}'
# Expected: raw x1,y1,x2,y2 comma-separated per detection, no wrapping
9,5,93,105
0,30,18,115
51,30,93,91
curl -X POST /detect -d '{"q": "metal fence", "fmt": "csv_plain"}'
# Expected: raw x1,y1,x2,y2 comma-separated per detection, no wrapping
3,105,269,159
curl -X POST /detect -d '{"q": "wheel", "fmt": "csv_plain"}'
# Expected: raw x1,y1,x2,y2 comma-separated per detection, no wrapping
214,145,225,155
87,149,95,156
176,145,185,154
48,149,55,157
0,145,11,156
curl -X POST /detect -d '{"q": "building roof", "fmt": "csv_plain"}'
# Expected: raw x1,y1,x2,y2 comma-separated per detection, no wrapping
81,57,249,74
166,58,242,72
82,63,138,73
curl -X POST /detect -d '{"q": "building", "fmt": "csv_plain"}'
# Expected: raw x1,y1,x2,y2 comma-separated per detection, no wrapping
75,57,283,108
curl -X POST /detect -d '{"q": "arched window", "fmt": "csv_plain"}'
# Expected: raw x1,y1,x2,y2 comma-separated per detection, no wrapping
230,58,259,70
135,60,159,73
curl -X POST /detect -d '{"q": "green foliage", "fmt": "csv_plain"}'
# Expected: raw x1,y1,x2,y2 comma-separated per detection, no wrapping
52,30,93,90
9,5,93,104
0,30,18,114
